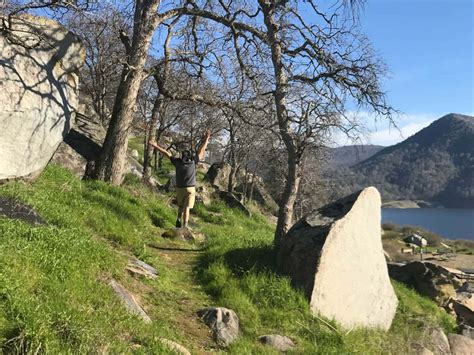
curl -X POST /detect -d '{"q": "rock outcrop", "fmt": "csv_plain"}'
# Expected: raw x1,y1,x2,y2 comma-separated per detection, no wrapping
0,15,85,182
126,258,158,279
0,197,46,225
279,187,398,330
258,334,295,352
205,163,231,190
158,339,191,355
109,279,151,324
198,307,239,347
448,334,474,355
427,327,451,355
218,191,251,217
50,97,106,177
388,262,460,305
236,176,278,214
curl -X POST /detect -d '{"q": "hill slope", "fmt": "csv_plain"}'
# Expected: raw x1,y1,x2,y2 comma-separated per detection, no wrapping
329,145,385,168
331,114,474,207
0,165,455,353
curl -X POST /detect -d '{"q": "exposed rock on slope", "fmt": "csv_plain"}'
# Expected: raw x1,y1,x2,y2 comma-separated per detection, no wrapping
198,307,240,347
51,96,106,177
205,163,231,190
279,187,398,330
0,15,85,182
388,262,459,305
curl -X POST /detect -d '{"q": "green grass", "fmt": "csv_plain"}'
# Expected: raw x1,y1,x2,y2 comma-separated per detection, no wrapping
0,165,456,353
193,202,456,354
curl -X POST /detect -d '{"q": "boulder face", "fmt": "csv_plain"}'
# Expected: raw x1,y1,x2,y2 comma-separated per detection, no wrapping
388,262,460,305
0,15,85,182
50,97,106,177
279,187,398,330
205,163,231,190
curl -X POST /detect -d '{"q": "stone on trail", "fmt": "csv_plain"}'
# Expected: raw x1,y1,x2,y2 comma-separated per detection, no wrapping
0,14,85,182
258,334,295,352
161,228,205,243
279,187,398,330
158,338,191,355
126,258,158,279
197,307,239,347
448,334,474,355
109,279,151,324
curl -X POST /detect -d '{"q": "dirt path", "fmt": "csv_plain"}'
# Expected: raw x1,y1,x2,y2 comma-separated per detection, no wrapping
148,242,217,354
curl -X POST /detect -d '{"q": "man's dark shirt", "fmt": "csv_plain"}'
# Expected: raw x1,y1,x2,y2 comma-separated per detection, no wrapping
170,155,199,187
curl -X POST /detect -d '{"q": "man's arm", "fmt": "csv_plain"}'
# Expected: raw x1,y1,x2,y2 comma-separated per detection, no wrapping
197,130,212,161
148,140,173,159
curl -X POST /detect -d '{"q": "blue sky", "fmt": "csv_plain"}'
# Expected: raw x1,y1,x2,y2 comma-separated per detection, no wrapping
349,0,473,146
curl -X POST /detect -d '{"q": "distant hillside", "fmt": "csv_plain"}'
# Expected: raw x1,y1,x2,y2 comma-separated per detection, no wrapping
329,114,474,208
329,145,385,168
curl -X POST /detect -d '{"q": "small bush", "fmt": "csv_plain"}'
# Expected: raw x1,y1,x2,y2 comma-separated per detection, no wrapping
383,223,397,231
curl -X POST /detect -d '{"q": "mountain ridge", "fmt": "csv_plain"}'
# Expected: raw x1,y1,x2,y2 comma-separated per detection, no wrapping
330,113,474,208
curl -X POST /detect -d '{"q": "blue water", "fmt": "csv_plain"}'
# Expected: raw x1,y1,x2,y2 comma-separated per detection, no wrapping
382,208,474,240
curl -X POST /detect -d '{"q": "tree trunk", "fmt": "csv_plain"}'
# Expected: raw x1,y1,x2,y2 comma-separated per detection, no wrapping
89,0,161,184
260,1,300,248
142,97,161,183
227,127,237,193
275,153,301,247
249,172,256,203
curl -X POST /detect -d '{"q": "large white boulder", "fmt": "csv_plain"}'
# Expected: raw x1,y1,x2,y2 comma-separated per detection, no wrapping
0,15,85,181
279,187,398,330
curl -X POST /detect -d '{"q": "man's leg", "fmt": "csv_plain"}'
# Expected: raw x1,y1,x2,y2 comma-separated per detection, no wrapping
183,187,196,228
176,188,184,228
176,206,183,228
182,207,191,228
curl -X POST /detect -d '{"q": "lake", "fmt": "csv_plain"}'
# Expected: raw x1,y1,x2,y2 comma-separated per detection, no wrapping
382,208,474,240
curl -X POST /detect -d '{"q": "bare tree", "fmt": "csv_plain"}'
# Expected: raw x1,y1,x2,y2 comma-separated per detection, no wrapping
65,9,125,125
89,1,186,184
180,1,394,248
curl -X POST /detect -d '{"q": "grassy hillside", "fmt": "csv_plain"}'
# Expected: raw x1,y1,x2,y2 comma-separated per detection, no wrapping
0,165,455,353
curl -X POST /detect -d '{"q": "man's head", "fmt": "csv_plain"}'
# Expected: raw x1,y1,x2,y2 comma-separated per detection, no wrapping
181,149,193,161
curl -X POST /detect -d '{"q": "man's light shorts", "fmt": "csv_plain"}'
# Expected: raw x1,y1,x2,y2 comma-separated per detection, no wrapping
176,186,196,209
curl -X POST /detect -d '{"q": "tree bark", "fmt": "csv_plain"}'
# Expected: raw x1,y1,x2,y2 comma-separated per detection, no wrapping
259,1,300,248
275,153,302,246
142,97,161,183
227,122,237,192
90,0,164,184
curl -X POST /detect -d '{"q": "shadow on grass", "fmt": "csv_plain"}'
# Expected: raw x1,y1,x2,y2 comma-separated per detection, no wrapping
223,245,277,276
82,191,138,222
148,244,203,252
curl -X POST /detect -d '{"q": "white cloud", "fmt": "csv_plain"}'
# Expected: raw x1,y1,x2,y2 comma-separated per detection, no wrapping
367,119,435,146
331,112,440,147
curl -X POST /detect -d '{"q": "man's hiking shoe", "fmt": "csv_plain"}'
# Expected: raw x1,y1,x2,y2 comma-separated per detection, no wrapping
175,219,182,228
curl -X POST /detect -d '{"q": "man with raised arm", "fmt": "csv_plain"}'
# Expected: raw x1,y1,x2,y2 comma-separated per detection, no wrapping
149,130,211,228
